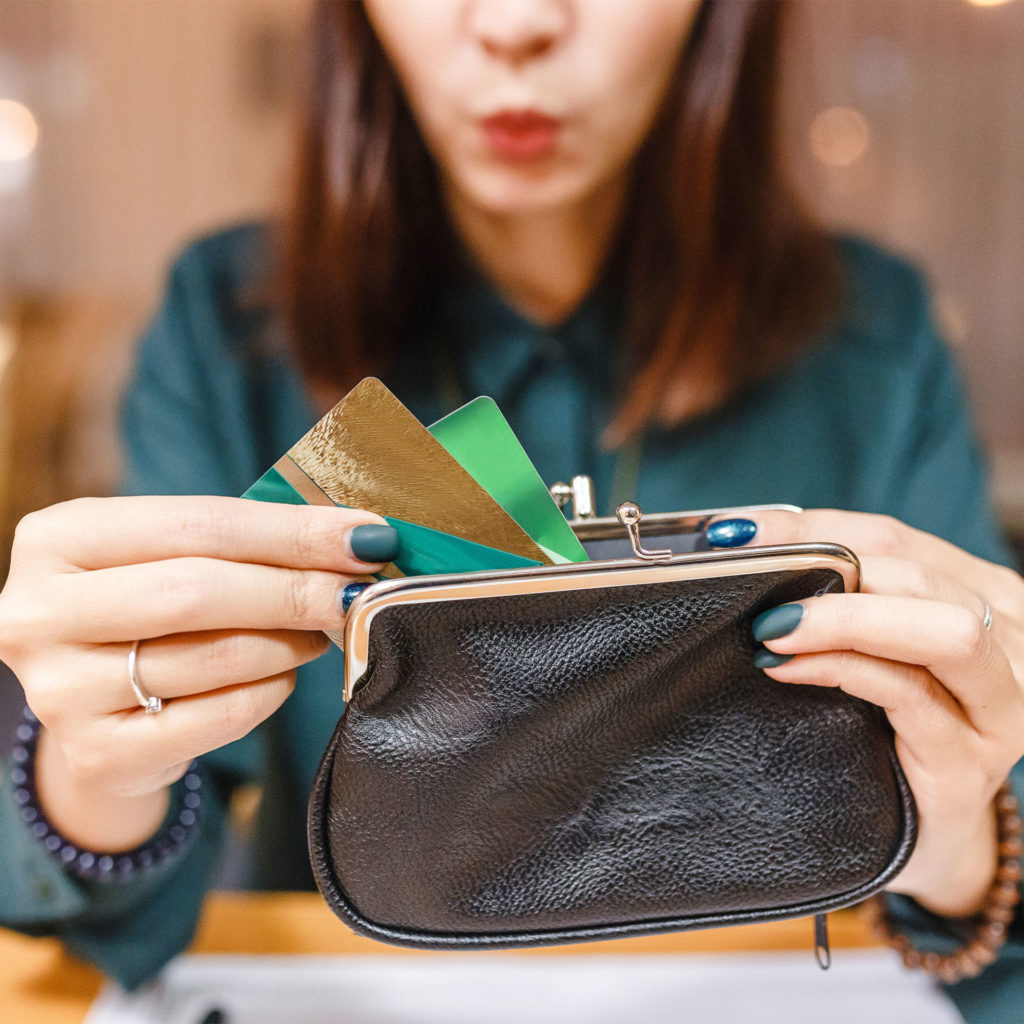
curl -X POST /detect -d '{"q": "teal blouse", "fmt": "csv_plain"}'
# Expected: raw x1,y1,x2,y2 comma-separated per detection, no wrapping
2,223,1021,1021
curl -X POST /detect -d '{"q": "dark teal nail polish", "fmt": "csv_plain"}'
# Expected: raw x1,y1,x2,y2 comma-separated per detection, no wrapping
341,582,371,613
752,603,804,642
349,524,400,564
705,518,757,548
754,648,794,670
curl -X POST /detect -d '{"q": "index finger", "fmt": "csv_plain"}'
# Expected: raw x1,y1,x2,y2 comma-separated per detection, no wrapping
15,495,390,573
760,592,1017,738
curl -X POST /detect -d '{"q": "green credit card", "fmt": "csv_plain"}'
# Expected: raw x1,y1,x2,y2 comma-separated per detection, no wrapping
429,397,588,564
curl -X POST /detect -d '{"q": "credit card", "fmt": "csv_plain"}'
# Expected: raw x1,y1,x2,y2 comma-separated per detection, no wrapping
428,397,587,564
244,377,551,571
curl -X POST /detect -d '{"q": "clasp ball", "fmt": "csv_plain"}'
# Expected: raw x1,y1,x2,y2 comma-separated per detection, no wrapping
616,501,642,527
549,481,573,509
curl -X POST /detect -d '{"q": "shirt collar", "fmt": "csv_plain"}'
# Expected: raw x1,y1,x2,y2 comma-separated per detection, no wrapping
435,253,621,409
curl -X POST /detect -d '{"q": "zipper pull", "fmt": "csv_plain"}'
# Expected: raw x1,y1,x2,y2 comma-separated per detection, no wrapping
814,913,831,970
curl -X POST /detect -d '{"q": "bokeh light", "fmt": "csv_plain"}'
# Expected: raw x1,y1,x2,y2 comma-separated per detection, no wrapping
964,0,1016,7
808,106,871,168
0,99,39,162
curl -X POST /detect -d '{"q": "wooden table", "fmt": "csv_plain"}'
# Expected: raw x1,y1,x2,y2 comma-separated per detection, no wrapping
0,893,880,1023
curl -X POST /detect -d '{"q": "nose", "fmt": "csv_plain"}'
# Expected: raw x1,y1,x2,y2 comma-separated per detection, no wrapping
466,0,571,66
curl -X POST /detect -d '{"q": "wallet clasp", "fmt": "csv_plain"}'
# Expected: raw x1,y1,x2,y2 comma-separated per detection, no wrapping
549,474,596,519
616,502,674,563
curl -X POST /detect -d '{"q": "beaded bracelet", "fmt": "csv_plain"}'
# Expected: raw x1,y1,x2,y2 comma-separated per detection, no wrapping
8,706,203,881
864,780,1023,984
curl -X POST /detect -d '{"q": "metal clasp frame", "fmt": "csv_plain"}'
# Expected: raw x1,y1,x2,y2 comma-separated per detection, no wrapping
550,475,673,563
549,475,596,520
614,501,673,562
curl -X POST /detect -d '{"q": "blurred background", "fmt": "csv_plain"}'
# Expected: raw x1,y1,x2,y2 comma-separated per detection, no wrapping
0,0,1022,741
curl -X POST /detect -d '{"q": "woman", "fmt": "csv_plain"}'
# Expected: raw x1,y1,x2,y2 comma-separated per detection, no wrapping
1,2,1022,1018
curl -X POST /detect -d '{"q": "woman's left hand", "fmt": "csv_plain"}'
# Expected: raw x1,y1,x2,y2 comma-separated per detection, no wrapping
709,509,1024,918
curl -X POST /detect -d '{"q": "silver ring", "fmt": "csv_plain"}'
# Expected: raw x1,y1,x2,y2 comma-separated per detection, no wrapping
128,640,164,714
978,594,993,632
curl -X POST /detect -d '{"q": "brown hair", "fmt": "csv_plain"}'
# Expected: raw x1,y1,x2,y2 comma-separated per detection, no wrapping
282,0,838,443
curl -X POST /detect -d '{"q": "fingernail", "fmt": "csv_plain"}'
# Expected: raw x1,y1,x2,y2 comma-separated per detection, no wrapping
340,582,371,613
349,524,400,564
705,518,757,548
752,603,804,641
754,648,794,670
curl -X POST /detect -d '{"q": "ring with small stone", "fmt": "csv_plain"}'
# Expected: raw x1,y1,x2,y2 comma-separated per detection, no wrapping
128,639,165,714
978,594,993,632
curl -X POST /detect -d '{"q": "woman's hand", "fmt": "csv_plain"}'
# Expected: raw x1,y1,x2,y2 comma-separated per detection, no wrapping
709,509,1024,918
0,495,397,850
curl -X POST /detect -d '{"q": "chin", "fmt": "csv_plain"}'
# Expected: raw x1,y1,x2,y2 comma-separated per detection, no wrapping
451,161,595,219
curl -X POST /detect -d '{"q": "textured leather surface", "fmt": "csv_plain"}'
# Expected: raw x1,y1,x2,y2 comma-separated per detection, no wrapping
309,568,917,948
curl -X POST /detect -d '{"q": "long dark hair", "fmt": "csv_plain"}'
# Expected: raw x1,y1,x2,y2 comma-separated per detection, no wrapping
282,0,838,442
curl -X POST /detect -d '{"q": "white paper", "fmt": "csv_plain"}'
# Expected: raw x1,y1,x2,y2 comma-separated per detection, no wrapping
84,950,964,1024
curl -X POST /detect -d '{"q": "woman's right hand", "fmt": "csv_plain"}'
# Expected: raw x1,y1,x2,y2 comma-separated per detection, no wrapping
0,495,397,849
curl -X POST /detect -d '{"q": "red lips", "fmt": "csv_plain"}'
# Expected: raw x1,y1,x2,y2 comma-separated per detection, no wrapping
480,109,562,161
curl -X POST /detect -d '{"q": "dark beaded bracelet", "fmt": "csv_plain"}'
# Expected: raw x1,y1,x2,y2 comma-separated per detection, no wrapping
9,706,203,881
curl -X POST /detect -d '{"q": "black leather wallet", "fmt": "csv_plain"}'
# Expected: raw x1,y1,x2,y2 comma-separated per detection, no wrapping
308,502,917,962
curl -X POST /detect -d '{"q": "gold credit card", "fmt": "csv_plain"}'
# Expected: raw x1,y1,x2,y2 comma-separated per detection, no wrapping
287,378,552,565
